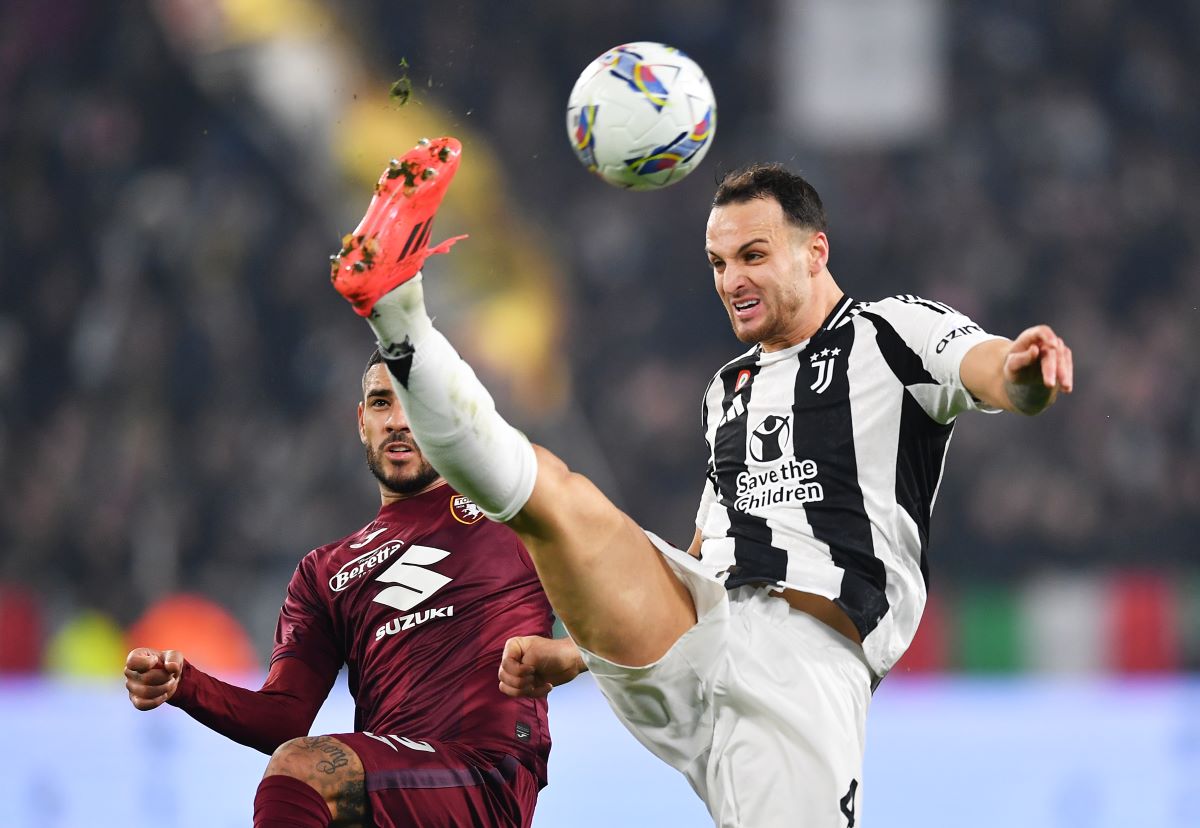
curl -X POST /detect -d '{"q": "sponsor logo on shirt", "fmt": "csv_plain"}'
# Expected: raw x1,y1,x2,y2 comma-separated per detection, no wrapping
348,527,387,549
374,605,454,640
935,324,981,353
720,393,746,425
329,540,404,592
450,495,485,524
280,621,302,647
749,414,790,462
734,457,824,512
372,545,453,611
367,545,458,639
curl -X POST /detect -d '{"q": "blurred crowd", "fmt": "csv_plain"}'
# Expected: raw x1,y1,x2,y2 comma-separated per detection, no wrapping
0,0,1196,668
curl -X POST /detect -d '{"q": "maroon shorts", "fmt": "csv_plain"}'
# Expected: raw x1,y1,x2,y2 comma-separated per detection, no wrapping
335,732,540,828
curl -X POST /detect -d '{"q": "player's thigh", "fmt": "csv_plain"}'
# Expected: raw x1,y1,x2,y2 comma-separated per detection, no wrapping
707,594,871,828
511,445,695,666
264,734,366,823
336,733,538,828
579,540,732,779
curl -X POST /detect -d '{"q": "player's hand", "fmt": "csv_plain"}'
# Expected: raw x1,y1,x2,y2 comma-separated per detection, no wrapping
1002,324,1073,413
498,636,586,699
124,647,184,711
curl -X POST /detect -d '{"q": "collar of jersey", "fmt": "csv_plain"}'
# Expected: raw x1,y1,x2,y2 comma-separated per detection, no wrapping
755,337,810,365
752,295,855,365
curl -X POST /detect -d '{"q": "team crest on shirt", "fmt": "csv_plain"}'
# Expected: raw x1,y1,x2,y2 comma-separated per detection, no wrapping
451,495,485,524
809,347,842,394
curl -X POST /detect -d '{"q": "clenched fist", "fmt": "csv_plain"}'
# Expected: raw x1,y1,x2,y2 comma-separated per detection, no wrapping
124,647,184,711
498,635,586,699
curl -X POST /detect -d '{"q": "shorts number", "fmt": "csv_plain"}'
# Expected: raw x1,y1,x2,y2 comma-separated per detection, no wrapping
840,778,858,827
363,731,436,753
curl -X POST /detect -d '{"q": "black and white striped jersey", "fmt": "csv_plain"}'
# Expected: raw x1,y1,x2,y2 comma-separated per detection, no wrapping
696,294,1004,678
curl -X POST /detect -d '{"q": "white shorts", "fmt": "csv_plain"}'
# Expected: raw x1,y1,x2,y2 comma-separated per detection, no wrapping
578,533,873,827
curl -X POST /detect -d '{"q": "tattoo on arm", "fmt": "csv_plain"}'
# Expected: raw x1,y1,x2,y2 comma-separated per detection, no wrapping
1003,378,1055,415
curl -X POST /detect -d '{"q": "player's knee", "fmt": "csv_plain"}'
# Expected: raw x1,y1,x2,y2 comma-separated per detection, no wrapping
261,736,366,824
263,735,362,783
263,736,308,779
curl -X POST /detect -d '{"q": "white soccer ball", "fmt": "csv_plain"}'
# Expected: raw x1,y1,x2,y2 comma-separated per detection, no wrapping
566,42,717,190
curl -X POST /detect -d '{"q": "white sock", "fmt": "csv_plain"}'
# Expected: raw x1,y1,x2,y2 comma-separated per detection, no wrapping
367,276,537,522
366,274,435,352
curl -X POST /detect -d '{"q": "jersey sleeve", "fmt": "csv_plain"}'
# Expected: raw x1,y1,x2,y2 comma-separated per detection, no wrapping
168,652,335,754
695,467,719,531
271,555,343,679
872,295,1006,423
695,373,724,530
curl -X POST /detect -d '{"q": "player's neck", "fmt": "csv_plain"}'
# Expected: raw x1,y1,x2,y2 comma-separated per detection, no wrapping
378,477,447,506
760,277,844,352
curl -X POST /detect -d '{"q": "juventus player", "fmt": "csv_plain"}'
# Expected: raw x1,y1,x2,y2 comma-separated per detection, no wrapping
329,139,1073,827
124,349,553,828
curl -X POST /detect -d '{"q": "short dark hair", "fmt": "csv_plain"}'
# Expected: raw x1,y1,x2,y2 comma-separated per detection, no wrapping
363,347,385,391
713,164,827,232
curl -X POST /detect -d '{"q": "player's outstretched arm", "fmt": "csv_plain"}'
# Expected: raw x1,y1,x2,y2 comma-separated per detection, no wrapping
960,324,1074,415
125,647,183,710
124,645,336,755
498,635,587,699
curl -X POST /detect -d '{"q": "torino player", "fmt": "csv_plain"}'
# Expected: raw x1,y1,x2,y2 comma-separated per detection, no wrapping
124,349,553,828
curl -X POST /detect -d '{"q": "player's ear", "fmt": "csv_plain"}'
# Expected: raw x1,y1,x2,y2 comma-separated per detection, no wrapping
809,231,829,274
357,402,367,445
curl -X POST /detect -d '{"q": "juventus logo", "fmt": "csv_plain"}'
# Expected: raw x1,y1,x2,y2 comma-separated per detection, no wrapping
809,347,841,394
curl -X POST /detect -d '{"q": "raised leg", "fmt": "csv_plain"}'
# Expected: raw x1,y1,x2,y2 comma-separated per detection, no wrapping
330,139,697,666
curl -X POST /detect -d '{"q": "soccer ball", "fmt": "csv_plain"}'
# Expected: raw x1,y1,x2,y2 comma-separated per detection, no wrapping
566,42,716,190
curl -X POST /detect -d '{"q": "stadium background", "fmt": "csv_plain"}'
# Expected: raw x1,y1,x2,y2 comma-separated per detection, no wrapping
0,0,1196,825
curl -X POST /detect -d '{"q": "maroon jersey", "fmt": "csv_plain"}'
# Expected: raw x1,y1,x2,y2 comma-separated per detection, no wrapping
272,482,553,784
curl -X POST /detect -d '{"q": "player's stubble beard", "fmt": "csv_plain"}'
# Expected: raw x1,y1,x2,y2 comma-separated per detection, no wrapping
365,436,441,496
